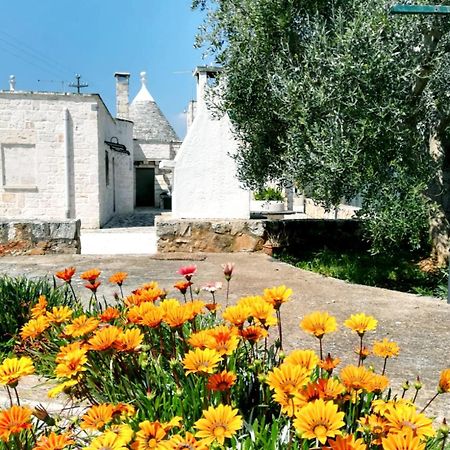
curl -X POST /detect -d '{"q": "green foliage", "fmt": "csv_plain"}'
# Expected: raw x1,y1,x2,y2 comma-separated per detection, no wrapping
0,275,72,351
253,186,284,201
192,0,450,256
279,249,448,298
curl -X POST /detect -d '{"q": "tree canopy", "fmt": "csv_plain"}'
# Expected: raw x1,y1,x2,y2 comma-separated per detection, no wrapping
193,0,450,261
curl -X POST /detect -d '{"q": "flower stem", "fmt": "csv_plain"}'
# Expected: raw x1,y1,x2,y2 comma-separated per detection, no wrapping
420,392,440,413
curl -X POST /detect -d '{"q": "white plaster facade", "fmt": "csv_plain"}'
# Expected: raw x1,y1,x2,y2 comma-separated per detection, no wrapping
0,92,134,228
172,67,250,219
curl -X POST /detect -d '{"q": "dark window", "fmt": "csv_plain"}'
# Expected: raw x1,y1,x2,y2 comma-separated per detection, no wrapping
105,151,110,186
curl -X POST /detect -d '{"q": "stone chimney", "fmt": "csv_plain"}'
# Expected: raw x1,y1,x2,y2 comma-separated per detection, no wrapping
114,72,130,119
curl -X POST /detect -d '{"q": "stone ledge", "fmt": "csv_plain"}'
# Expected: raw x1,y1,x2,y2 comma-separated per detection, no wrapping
0,219,81,256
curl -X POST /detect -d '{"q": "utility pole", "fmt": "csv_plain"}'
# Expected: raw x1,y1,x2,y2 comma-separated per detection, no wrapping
390,3,450,303
69,74,88,94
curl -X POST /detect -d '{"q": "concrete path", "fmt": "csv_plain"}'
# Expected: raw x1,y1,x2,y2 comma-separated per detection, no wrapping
0,253,449,420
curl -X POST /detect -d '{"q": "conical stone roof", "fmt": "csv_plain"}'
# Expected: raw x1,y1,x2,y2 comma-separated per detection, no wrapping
129,71,179,142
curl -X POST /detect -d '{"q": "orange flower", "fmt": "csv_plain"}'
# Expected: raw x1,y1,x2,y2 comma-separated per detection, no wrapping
320,354,341,373
300,378,345,402
31,295,48,318
222,304,250,327
300,311,337,339
88,326,122,351
372,338,400,359
438,368,450,393
134,420,168,450
0,406,32,441
80,268,101,284
168,432,208,450
382,430,426,450
80,404,115,430
188,330,216,349
163,304,192,328
64,315,99,337
239,325,268,343
206,325,240,356
20,315,50,340
263,285,292,309
284,349,319,372
207,370,237,391
241,296,277,327
109,272,128,286
99,307,120,322
55,346,88,379
55,267,76,283
183,348,222,375
125,287,164,306
114,328,143,352
85,281,101,293
327,434,366,450
344,313,377,336
340,365,376,393
174,280,192,295
33,431,74,450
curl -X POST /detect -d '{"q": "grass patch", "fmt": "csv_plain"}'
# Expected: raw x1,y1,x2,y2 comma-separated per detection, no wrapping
278,249,448,298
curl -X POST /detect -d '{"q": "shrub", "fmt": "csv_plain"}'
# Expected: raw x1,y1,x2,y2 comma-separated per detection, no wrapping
253,186,284,201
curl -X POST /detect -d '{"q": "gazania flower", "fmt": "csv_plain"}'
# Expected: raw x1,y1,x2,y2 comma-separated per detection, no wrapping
382,429,426,450
55,347,88,379
47,379,78,398
33,431,74,450
340,365,377,393
168,432,209,450
46,306,73,324
174,280,192,295
357,413,389,445
372,338,400,358
293,399,345,444
178,264,197,281
0,405,32,441
263,285,292,309
134,420,168,450
369,373,389,393
20,315,50,340
327,434,366,450
183,348,222,375
205,303,221,312
202,281,223,293
195,404,242,446
384,405,435,438
80,268,101,284
300,378,346,402
344,313,377,336
207,370,237,391
88,326,122,351
112,403,135,419
185,300,206,320
56,342,88,363
140,307,164,328
355,345,370,361
438,368,450,393
222,304,250,327
114,328,143,352
80,403,115,430
55,267,76,283
64,315,99,337
245,296,277,327
320,354,341,373
84,430,130,450
0,356,34,386
206,326,240,356
99,307,120,322
222,262,235,281
239,325,268,343
188,330,216,349
300,311,337,339
284,349,319,372
164,304,193,328
31,295,48,318
266,364,310,394
109,272,127,286
85,281,101,293
273,389,305,417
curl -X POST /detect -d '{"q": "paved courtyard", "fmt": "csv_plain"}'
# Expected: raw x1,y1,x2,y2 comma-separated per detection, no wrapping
0,252,449,420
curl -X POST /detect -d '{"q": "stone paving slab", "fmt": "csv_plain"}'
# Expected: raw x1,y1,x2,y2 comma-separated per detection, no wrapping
0,253,449,420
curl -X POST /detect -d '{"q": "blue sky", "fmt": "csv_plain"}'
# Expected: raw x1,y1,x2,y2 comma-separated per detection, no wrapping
0,0,208,138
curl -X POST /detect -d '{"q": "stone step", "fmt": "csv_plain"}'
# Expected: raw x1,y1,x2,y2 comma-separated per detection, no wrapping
80,227,157,255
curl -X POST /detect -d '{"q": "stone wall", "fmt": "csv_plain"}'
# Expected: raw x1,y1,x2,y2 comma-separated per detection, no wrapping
0,219,81,256
156,217,364,254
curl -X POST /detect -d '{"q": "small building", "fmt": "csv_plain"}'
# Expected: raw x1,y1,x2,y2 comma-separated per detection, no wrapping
115,72,181,209
0,85,134,229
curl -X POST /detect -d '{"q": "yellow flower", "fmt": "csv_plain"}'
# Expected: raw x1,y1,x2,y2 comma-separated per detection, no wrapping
183,348,222,375
33,431,74,450
205,325,240,356
438,368,450,393
222,304,251,327
381,429,426,450
340,365,377,393
369,373,389,393
293,399,345,444
188,330,216,349
80,404,114,431
55,346,88,379
243,296,277,327
384,405,435,438
283,349,319,372
20,315,50,340
266,363,310,394
46,306,73,324
0,356,34,386
88,326,122,351
84,430,130,450
263,285,292,309
0,405,32,442
163,304,193,328
195,404,242,446
300,311,337,339
167,432,209,449
47,379,78,398
344,313,377,336
272,389,305,417
300,378,346,403
372,338,400,358
64,315,99,337
114,328,144,352
134,420,168,450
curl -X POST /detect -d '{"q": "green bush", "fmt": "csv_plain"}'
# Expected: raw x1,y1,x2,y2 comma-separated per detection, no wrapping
254,187,284,201
0,275,72,351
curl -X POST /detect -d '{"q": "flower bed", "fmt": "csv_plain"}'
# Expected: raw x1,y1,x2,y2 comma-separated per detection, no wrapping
0,263,449,449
